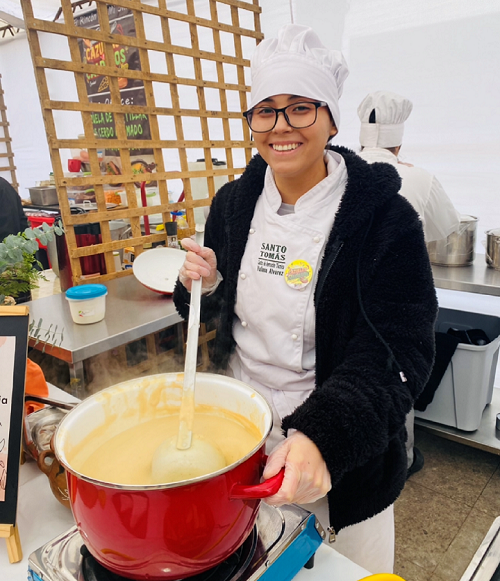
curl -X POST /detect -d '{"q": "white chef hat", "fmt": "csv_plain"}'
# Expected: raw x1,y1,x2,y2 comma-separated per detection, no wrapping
358,91,413,148
249,24,349,128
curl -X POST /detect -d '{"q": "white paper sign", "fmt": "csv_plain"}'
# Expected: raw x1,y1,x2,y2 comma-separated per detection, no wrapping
0,336,16,502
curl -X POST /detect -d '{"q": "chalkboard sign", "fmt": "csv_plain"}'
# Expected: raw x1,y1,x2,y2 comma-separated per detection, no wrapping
0,306,29,530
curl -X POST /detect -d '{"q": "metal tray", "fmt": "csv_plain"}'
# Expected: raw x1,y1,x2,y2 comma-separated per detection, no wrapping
29,186,58,206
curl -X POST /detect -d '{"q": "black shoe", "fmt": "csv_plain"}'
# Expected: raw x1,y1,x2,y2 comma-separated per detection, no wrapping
407,447,424,479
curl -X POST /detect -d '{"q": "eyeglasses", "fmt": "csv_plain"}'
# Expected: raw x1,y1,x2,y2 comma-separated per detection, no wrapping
243,101,328,133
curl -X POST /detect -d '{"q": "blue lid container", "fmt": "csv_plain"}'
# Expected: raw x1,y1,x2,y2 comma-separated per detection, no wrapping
65,284,108,300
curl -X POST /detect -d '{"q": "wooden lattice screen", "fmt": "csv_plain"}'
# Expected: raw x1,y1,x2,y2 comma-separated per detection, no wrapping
0,74,19,190
22,0,262,285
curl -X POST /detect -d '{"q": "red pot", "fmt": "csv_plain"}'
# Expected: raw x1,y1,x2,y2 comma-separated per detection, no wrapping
54,373,281,580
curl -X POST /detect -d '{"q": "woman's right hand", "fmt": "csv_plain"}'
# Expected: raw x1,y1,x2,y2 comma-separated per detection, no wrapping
178,237,218,293
262,431,332,506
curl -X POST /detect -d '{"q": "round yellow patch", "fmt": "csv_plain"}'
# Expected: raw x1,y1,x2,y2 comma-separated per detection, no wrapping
284,260,313,290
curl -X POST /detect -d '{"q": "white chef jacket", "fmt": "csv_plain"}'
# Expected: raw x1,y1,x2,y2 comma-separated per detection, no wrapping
229,150,346,421
358,147,460,242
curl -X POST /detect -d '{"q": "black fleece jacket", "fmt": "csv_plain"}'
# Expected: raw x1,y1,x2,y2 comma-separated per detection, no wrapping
174,145,437,533
0,178,28,242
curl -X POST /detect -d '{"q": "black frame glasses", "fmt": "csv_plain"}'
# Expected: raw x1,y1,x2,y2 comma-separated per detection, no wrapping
243,101,328,133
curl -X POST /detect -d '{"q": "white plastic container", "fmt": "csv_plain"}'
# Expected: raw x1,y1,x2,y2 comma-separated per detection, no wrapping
65,284,108,325
415,308,500,431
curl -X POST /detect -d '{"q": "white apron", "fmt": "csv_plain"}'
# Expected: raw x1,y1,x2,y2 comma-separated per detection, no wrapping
228,151,395,574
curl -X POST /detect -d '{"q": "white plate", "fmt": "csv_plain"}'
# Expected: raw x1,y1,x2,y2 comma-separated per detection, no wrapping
132,246,186,294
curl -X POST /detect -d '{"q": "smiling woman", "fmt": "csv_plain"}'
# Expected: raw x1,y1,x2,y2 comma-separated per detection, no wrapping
246,94,338,204
173,23,438,575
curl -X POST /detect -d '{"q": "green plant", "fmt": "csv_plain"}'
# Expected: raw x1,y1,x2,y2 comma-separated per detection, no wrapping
0,222,64,305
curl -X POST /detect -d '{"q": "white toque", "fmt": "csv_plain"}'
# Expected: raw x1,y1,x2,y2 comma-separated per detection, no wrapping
358,91,413,148
249,24,349,128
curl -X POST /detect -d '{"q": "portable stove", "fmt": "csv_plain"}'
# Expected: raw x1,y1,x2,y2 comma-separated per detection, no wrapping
28,503,325,581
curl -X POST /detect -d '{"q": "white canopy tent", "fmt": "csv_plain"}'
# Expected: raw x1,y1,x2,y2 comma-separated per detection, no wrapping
0,0,499,245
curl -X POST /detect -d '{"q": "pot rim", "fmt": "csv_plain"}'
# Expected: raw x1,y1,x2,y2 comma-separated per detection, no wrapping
54,372,273,491
459,214,478,223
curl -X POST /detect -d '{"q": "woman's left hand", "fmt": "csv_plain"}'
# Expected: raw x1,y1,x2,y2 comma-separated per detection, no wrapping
262,431,332,506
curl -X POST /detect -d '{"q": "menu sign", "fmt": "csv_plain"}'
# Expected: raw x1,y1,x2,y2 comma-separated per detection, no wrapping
0,337,15,502
75,5,155,179
0,307,28,527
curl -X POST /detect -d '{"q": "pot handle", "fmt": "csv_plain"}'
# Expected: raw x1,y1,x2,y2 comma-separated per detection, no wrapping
24,395,76,411
230,468,285,500
37,449,55,476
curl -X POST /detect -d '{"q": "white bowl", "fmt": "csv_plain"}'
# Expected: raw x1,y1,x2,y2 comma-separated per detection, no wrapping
132,247,186,294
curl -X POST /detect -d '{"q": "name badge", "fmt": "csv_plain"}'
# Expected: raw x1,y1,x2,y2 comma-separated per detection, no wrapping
284,260,313,290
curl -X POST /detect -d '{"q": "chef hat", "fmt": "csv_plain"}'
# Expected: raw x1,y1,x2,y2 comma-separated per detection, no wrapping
249,24,349,128
358,91,413,148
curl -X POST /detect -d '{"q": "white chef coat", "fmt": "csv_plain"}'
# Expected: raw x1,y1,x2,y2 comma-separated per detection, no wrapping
358,147,460,242
227,150,395,573
229,150,346,411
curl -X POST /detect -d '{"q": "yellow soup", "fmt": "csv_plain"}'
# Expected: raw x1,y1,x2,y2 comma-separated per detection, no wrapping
67,405,262,486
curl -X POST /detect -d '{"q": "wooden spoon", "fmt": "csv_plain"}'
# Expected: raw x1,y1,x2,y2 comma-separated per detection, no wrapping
151,224,226,484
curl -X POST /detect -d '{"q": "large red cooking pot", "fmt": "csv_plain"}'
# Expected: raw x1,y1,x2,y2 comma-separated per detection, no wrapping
53,372,281,580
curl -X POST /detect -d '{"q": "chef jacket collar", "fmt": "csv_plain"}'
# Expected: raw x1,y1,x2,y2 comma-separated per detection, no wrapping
264,150,346,214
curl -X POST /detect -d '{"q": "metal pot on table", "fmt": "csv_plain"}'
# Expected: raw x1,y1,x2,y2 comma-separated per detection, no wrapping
485,228,500,270
28,186,58,206
427,215,478,267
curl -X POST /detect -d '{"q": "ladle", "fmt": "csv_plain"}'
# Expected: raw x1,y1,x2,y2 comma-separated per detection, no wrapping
151,224,226,484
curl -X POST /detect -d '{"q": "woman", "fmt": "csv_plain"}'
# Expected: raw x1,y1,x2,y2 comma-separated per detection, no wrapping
174,24,437,573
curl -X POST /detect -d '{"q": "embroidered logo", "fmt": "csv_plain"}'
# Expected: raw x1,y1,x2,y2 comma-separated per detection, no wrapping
257,242,287,277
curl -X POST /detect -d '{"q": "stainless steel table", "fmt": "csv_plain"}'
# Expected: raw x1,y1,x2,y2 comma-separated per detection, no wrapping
431,254,500,297
416,387,500,455
26,276,182,397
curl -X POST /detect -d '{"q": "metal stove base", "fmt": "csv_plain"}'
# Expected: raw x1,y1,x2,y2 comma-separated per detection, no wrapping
28,503,325,581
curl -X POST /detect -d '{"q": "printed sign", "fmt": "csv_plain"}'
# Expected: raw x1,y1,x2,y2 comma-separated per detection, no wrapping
0,337,15,502
0,307,28,527
75,5,156,183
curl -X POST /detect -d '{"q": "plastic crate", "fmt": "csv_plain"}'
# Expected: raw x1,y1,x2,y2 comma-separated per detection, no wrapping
415,308,500,431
